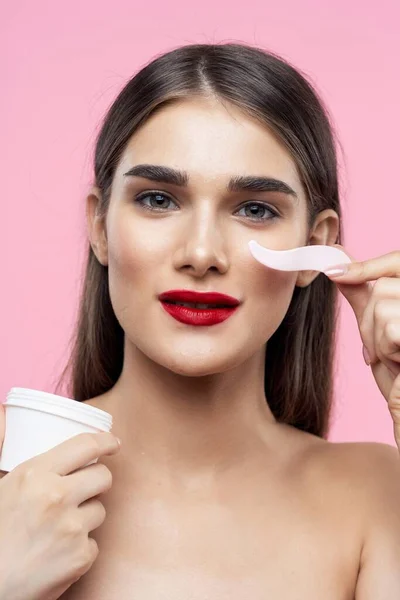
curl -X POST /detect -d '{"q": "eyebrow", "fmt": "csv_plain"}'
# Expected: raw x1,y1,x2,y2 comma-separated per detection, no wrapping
123,164,298,198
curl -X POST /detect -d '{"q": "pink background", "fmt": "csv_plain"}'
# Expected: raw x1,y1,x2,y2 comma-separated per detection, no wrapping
2,1,399,445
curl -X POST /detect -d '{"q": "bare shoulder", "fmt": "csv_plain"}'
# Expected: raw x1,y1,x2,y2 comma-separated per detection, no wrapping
332,442,400,597
283,424,400,481
283,427,400,524
303,438,400,597
318,437,399,467
303,437,400,507
329,441,400,531
318,439,400,496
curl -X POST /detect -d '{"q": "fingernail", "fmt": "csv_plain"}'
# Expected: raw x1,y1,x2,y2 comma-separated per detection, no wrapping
362,345,371,366
323,265,348,277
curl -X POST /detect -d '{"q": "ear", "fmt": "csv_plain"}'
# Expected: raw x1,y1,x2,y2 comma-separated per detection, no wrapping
296,209,340,288
86,186,109,266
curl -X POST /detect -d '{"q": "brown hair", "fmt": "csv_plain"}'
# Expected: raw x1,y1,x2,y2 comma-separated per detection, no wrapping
54,42,343,438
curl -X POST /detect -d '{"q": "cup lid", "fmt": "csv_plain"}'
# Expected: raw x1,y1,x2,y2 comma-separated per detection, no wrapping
6,388,112,427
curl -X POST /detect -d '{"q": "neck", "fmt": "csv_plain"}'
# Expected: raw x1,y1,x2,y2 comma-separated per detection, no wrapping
105,341,279,483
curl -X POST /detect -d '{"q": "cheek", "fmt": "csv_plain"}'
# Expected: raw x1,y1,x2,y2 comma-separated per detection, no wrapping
107,214,171,281
106,218,169,326
245,259,298,337
241,243,297,297
254,265,296,296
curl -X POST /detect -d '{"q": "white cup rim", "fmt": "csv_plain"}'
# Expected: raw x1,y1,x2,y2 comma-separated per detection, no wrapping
7,387,112,427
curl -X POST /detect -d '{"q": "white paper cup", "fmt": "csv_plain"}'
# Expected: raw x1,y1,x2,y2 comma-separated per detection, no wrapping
0,388,113,473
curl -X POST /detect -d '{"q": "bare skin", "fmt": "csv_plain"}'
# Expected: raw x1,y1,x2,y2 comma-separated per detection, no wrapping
16,96,400,598
56,394,400,600
1,404,400,599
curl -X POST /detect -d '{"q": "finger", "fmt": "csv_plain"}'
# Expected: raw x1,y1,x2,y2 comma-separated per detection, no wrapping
24,432,120,476
337,280,373,334
325,248,400,284
78,498,106,533
65,462,113,506
363,285,400,364
362,278,400,336
324,245,373,325
371,360,396,400
388,372,400,453
377,318,400,374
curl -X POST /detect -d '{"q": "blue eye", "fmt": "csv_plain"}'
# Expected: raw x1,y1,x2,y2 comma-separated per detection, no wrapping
134,192,177,211
134,192,279,222
235,202,279,222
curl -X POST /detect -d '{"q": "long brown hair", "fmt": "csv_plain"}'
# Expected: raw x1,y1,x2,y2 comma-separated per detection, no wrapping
54,43,343,438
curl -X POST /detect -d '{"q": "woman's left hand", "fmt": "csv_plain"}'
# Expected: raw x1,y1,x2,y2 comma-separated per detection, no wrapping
324,246,400,451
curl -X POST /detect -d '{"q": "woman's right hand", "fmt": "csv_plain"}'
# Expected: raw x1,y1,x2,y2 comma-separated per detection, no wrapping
0,403,121,600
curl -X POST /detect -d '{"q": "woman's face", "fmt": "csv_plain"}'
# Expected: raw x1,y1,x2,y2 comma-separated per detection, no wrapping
88,97,338,376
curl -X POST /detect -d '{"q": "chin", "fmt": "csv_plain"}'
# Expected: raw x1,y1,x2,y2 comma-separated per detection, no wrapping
166,363,225,377
157,350,249,378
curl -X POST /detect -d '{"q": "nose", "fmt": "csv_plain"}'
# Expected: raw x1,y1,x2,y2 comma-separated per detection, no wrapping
172,207,229,278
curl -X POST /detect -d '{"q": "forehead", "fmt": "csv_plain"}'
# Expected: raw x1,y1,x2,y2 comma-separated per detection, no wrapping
116,98,303,194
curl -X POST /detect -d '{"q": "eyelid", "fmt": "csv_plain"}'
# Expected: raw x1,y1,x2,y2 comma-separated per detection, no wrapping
134,190,180,211
135,189,177,203
135,190,279,207
236,200,280,216
134,190,281,217
241,199,274,206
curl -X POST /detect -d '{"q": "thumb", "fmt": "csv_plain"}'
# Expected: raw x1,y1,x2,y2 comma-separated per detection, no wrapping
331,244,372,327
336,279,372,330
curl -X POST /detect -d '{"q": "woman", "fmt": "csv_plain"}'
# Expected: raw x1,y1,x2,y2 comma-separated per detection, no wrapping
2,42,400,598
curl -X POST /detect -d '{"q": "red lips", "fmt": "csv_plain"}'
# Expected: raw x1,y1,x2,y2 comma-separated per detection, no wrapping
158,289,241,326
158,290,240,306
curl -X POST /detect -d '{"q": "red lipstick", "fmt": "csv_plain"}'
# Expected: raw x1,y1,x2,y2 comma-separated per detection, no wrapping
158,289,240,326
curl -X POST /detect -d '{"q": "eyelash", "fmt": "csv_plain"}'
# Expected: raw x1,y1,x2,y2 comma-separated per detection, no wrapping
134,191,280,223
